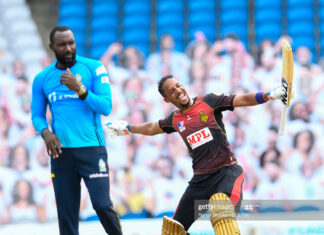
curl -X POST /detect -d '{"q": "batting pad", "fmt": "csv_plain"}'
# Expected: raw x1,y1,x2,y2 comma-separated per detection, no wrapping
161,216,186,235
209,193,241,235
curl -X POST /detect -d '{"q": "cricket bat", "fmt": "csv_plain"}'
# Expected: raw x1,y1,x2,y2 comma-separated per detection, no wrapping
279,39,294,136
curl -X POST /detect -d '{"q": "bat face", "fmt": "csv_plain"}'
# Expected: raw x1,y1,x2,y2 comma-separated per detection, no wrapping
279,39,294,136
281,39,294,107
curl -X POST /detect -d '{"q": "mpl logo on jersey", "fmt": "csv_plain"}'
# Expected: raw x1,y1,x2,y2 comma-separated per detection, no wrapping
177,121,186,132
186,127,213,149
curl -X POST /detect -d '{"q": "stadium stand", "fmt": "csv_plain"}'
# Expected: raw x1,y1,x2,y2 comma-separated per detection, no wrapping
1,1,324,233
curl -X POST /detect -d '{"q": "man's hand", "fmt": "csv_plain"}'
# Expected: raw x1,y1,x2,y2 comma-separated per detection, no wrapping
41,129,62,158
60,68,80,92
105,120,130,138
268,82,296,105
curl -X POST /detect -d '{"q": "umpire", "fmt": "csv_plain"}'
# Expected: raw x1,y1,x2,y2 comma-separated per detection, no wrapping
31,26,122,235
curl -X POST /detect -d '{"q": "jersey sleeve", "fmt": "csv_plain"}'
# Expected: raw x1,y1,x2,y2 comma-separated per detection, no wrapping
158,111,177,134
203,93,235,112
84,62,112,116
31,73,48,133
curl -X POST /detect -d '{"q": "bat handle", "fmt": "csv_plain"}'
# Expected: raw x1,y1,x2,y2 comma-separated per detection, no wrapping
279,106,288,136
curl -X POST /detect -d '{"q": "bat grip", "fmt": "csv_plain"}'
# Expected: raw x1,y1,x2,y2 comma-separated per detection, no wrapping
279,106,288,136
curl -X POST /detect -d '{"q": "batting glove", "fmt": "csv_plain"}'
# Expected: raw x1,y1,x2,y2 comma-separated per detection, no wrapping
268,82,285,100
105,120,130,138
268,82,296,105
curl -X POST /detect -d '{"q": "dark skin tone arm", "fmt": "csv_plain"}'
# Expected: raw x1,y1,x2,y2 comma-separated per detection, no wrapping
41,128,62,159
233,92,270,107
128,93,270,136
128,121,164,136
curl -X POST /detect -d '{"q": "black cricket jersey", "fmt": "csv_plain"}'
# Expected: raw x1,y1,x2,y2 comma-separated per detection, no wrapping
159,93,237,175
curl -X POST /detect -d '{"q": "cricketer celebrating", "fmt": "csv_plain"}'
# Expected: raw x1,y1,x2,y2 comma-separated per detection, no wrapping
106,75,288,235
31,26,122,235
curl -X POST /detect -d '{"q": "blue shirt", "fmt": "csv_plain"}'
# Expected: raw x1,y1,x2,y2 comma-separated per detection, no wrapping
31,55,112,147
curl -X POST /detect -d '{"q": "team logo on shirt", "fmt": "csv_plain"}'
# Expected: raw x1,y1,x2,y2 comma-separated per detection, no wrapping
101,76,110,84
199,111,209,123
177,121,186,132
96,65,107,76
98,158,107,172
187,127,213,149
48,91,78,103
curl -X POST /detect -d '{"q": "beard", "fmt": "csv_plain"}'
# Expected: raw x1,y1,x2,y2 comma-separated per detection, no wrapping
179,95,192,108
55,50,76,68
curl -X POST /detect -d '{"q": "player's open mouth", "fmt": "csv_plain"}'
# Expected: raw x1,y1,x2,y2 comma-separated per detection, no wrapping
177,92,187,102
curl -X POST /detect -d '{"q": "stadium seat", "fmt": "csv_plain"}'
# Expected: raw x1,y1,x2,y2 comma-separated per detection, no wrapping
123,29,150,43
287,8,313,22
288,22,314,36
188,0,216,11
221,10,248,25
90,45,109,59
255,23,282,40
319,23,324,34
76,46,86,57
255,0,282,9
74,35,87,47
286,0,313,8
319,7,324,21
124,1,150,15
91,16,118,31
157,13,184,27
59,18,87,33
92,1,118,17
59,3,87,19
91,31,118,46
188,12,216,26
123,15,150,29
157,0,184,14
255,9,282,23
292,36,315,51
220,0,247,11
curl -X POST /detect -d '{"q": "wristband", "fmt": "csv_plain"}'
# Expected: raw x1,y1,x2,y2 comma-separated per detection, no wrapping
255,92,266,104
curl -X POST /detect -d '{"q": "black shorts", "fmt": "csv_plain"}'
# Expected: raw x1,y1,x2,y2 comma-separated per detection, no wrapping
172,163,244,231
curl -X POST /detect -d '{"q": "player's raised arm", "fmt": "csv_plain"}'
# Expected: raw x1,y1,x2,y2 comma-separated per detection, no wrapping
233,83,287,107
105,120,164,138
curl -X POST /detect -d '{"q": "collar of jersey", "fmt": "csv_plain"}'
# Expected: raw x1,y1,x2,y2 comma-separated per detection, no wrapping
180,97,197,113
